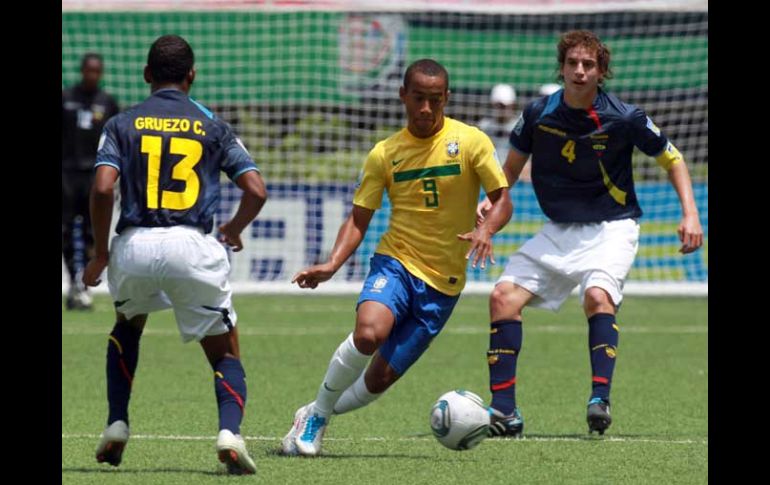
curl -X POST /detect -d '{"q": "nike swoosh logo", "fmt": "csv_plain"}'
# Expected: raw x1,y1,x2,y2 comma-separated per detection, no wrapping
323,382,338,392
391,158,404,166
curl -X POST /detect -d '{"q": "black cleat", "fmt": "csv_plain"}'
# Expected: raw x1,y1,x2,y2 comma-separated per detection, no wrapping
488,407,524,438
587,398,612,435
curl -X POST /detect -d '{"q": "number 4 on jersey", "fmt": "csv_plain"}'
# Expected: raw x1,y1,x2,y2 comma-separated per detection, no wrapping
561,139,576,164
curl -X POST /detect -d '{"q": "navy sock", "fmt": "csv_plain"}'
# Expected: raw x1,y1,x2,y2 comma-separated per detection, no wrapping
214,356,247,434
488,319,522,416
588,313,619,403
106,322,142,426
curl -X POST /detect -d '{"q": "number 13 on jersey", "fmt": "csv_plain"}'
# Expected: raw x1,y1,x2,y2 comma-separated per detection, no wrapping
141,135,202,210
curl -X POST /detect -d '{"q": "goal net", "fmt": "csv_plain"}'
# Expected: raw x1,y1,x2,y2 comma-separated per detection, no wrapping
62,0,708,295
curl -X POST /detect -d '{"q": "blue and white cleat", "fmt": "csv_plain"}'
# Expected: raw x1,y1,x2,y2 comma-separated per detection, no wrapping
294,406,328,456
488,407,524,438
281,402,314,456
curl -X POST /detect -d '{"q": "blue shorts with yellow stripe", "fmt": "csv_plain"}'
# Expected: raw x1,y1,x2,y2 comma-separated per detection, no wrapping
357,254,459,376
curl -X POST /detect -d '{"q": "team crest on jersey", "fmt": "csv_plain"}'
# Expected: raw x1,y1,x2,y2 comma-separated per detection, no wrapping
645,116,661,136
446,140,460,158
373,276,388,290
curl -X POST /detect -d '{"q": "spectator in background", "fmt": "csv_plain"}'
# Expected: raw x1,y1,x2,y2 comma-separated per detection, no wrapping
478,83,518,164
539,83,562,96
62,52,119,310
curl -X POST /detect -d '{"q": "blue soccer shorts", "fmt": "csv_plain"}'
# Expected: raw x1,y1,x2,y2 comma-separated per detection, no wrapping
356,254,459,376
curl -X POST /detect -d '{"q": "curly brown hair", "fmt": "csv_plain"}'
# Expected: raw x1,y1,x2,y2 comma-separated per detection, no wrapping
557,30,613,85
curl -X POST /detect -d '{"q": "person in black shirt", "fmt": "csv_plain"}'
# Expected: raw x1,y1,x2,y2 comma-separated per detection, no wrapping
62,52,119,310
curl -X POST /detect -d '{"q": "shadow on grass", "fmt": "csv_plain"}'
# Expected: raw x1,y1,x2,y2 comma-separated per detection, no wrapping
266,448,445,460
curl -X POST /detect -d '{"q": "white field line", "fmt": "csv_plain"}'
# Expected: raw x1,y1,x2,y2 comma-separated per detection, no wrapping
62,325,707,336
62,433,706,445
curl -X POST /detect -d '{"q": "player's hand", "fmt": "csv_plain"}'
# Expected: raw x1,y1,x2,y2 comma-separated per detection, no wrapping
292,262,337,289
218,222,244,252
458,227,495,269
82,254,109,287
677,213,703,254
476,198,492,227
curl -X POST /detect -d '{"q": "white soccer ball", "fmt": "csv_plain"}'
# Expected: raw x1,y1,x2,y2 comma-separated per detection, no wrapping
429,389,490,450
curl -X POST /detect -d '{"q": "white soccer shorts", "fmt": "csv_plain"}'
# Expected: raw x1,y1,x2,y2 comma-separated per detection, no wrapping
497,218,639,311
107,226,237,342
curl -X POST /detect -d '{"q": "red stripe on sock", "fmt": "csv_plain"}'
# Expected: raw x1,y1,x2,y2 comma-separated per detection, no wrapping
592,376,609,384
118,358,133,387
491,376,517,391
220,380,245,411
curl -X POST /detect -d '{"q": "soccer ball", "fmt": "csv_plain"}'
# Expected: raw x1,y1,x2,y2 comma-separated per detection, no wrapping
429,389,490,450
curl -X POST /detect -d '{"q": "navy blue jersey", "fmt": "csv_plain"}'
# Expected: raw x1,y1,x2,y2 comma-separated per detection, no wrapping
510,89,668,223
95,88,259,234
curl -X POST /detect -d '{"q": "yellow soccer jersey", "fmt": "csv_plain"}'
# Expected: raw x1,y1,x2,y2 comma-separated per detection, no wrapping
353,117,508,295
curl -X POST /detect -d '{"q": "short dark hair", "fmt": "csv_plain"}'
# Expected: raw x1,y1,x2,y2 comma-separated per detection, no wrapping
403,59,449,90
81,52,103,70
147,35,195,84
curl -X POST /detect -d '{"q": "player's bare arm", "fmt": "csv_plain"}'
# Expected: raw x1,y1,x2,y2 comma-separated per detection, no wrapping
666,159,703,254
459,186,512,269
218,170,268,252
477,149,528,225
83,165,119,287
292,205,375,289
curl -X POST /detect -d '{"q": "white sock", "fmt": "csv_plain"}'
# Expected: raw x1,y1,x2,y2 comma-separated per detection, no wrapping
333,371,382,415
312,333,370,418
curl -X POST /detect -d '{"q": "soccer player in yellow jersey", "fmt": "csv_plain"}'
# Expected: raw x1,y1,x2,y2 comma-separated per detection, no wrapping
281,59,512,456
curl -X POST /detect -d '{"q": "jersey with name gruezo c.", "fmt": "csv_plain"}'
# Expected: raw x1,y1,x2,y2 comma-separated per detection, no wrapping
510,88,683,223
95,88,259,234
354,117,508,296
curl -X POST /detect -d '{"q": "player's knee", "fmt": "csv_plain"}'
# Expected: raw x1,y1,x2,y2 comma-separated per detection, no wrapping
490,285,524,319
583,287,614,315
353,322,385,354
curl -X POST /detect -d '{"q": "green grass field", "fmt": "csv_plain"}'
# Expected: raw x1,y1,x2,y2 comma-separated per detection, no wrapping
62,294,707,484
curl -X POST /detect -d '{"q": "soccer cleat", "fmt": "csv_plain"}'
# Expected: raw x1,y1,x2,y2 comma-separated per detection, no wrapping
587,397,612,435
487,407,524,438
216,429,257,475
66,286,93,311
294,406,328,456
281,402,314,456
95,420,129,466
